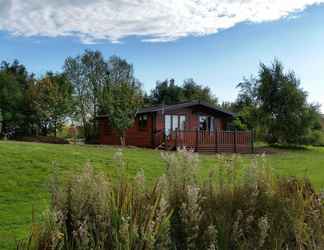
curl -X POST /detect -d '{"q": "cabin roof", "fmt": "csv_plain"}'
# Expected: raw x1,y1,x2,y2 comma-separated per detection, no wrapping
97,101,235,119
137,101,234,117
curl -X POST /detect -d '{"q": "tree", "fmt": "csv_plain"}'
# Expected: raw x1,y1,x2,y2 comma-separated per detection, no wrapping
236,59,321,145
147,78,218,105
149,79,183,105
100,56,143,145
0,60,35,138
233,76,259,130
64,50,108,142
182,78,218,105
30,72,73,136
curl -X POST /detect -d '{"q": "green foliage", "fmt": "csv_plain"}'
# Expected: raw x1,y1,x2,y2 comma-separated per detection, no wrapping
233,76,259,130
182,78,218,105
227,117,248,131
0,60,35,137
64,51,142,144
100,56,143,145
30,72,73,136
64,50,108,142
17,136,69,144
147,78,218,105
17,149,324,250
149,79,183,105
235,60,322,145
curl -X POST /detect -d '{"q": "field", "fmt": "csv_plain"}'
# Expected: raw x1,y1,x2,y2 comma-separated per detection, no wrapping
0,141,324,249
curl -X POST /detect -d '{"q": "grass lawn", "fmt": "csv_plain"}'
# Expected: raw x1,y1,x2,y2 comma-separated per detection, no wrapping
0,141,324,249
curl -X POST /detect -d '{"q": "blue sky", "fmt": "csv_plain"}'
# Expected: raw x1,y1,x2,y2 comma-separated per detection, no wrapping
0,1,323,112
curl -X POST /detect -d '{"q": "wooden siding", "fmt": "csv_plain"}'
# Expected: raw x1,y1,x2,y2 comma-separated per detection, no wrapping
98,113,154,147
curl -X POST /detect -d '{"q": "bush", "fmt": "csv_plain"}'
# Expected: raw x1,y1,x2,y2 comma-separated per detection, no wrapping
17,136,69,144
18,149,324,249
310,130,324,146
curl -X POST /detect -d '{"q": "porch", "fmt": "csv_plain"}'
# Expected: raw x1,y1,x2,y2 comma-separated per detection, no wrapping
154,130,254,153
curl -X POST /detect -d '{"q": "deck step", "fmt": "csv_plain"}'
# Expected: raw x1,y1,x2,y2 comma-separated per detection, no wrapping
196,145,217,153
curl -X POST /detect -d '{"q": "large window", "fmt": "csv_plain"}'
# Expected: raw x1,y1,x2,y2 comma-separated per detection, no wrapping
164,115,186,135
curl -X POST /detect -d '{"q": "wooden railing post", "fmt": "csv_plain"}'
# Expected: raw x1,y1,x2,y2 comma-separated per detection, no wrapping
215,129,218,153
195,128,199,152
251,129,255,153
175,129,178,149
234,130,237,153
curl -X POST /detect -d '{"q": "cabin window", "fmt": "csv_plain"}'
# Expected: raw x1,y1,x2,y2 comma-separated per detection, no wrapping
172,115,179,131
179,115,186,130
138,114,148,129
199,116,207,130
165,115,172,135
165,114,186,135
199,116,214,131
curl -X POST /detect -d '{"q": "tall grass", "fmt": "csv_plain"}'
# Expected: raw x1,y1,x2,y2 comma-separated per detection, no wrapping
18,149,324,249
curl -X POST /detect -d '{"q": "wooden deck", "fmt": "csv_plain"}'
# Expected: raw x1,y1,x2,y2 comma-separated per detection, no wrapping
155,130,254,153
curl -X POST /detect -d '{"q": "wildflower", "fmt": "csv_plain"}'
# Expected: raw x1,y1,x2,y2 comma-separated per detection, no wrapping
113,148,125,168
258,216,270,247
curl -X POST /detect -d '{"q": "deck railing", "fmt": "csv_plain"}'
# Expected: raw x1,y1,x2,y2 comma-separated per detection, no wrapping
160,129,254,153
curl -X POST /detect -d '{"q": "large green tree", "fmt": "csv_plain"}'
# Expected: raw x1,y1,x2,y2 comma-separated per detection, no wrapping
236,60,321,145
64,50,108,142
182,78,218,105
30,72,73,136
149,79,183,105
0,60,35,137
147,78,218,105
100,56,143,145
231,76,259,130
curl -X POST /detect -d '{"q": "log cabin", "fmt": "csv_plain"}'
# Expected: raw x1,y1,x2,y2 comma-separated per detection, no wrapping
97,101,254,153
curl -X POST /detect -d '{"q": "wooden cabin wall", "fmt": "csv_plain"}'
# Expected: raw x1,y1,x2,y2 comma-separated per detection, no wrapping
99,113,154,147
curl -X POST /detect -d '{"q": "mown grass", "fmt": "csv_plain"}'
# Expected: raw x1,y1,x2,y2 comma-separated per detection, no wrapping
0,141,324,249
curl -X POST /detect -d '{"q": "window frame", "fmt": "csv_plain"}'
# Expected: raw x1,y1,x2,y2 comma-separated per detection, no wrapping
199,115,215,131
138,114,148,130
164,114,187,134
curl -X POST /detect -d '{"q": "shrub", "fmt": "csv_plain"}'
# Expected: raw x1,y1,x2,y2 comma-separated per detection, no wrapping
17,136,69,144
308,130,324,146
18,149,324,249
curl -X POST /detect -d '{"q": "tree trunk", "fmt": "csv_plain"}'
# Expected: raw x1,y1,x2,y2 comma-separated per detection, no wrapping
120,131,126,146
82,118,90,143
42,126,48,136
54,120,57,137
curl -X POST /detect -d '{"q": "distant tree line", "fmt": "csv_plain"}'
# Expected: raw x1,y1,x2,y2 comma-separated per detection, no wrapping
0,51,322,146
144,78,218,106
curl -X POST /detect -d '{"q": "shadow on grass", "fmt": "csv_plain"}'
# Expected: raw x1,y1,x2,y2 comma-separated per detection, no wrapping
269,143,310,151
254,143,312,155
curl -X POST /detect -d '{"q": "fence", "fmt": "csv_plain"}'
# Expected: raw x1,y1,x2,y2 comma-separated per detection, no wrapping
164,130,254,153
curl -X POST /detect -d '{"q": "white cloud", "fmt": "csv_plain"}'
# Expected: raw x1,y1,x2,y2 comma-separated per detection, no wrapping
0,0,323,43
